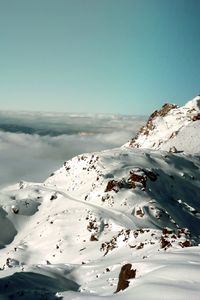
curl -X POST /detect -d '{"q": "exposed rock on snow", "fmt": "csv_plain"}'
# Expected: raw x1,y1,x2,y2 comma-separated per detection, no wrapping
115,263,136,293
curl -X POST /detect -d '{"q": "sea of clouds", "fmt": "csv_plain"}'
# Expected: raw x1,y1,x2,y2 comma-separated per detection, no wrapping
0,111,146,188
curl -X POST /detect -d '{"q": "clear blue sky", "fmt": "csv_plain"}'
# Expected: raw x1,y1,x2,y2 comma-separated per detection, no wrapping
1,0,200,115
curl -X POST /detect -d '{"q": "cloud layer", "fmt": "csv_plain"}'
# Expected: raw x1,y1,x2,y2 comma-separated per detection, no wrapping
0,111,146,188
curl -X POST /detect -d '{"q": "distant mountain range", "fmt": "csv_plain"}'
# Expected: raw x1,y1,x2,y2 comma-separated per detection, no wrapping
0,96,200,299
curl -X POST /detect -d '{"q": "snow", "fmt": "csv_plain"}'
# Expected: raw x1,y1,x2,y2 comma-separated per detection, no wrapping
184,95,200,110
0,96,200,299
161,121,200,153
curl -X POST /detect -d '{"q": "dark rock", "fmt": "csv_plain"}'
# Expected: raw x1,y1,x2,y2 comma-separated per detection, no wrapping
128,172,147,188
143,169,158,181
160,236,171,249
179,240,191,248
105,180,119,192
12,207,19,214
90,234,98,241
162,228,173,235
192,113,200,121
169,146,178,153
115,263,136,293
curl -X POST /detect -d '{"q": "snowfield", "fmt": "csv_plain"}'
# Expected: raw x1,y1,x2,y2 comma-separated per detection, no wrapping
0,97,200,299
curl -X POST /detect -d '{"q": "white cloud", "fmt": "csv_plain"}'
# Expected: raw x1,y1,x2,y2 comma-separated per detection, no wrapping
0,112,146,188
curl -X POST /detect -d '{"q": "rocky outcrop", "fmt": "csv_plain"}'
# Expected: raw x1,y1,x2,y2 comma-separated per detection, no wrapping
115,264,136,293
129,103,178,147
126,96,200,153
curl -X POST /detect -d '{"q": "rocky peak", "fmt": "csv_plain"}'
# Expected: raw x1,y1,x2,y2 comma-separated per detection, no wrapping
129,103,178,147
126,96,200,153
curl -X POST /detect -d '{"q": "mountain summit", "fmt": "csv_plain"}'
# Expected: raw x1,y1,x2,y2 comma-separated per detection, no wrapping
0,96,200,299
126,95,200,153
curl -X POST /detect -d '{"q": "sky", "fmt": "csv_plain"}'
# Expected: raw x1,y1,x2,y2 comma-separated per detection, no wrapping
1,0,200,114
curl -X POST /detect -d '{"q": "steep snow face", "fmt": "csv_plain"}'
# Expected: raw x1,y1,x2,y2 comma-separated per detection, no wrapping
0,148,200,299
126,96,200,153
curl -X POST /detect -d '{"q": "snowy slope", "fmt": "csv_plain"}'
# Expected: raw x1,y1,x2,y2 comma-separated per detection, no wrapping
0,97,200,299
126,95,200,153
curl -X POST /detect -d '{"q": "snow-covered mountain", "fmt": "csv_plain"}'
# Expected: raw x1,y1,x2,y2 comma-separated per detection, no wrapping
126,95,200,153
0,97,200,299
